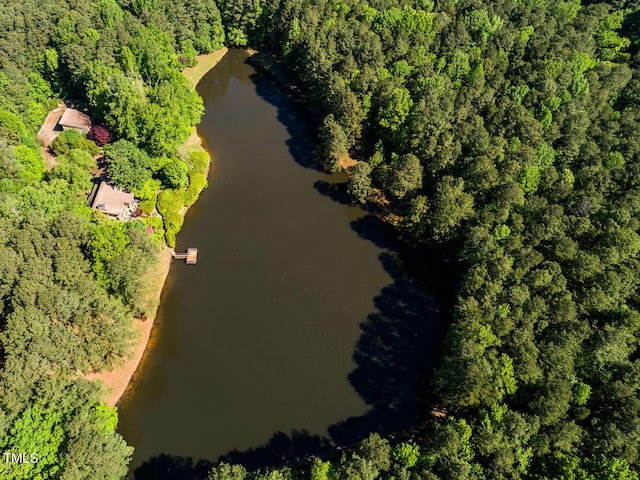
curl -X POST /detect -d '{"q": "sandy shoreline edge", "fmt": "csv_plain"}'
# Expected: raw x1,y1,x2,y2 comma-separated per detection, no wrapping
86,47,228,408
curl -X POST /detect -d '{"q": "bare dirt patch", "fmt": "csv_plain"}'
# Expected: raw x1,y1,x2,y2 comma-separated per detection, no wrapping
37,103,65,170
340,155,359,169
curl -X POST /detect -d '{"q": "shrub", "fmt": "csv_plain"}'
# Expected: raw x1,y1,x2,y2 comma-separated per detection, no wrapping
81,138,101,155
139,196,157,215
163,212,184,248
178,41,198,67
63,149,97,170
13,145,46,183
0,109,28,141
51,130,100,156
159,159,189,189
88,125,112,146
157,189,185,247
188,151,210,174
140,216,165,247
184,172,208,207
157,189,184,215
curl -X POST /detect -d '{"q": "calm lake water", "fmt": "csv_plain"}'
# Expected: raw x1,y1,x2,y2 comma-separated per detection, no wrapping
117,50,444,479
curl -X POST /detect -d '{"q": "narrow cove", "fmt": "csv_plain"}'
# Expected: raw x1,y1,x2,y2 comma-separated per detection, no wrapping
117,49,445,478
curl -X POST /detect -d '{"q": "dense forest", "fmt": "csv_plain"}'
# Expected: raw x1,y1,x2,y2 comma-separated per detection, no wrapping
1,0,640,479
0,0,223,478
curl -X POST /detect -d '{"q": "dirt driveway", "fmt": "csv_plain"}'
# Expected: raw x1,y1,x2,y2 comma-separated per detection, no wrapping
37,103,65,169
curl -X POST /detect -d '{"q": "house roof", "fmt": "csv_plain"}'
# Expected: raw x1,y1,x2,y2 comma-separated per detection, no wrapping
91,182,134,216
58,108,91,130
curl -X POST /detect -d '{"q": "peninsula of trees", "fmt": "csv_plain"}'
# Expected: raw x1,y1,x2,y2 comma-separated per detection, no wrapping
1,0,640,479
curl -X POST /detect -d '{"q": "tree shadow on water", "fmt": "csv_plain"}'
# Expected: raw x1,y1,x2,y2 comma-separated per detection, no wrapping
250,70,321,171
340,252,443,421
219,250,444,469
132,454,213,480
219,430,334,470
313,179,352,205
133,432,333,479
349,214,399,251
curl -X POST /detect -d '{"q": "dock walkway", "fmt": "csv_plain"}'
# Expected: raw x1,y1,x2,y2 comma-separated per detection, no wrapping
169,248,198,264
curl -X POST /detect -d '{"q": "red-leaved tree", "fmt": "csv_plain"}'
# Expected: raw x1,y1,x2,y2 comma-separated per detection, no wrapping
88,125,112,147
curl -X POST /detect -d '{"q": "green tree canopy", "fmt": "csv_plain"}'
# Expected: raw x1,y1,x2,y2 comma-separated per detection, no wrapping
104,139,152,191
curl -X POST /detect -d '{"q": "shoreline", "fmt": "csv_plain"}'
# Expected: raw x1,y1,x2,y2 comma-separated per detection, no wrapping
87,48,228,407
85,248,173,406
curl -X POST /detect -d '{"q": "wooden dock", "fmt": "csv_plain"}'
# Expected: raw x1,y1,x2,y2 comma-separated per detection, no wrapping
169,248,198,264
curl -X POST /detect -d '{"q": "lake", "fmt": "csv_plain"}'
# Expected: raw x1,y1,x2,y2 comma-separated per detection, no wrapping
117,49,444,479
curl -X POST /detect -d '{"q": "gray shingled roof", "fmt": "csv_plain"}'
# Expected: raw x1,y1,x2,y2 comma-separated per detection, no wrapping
58,108,91,130
91,182,134,217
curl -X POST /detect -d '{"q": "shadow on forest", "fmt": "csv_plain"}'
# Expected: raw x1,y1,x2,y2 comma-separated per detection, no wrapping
132,53,452,480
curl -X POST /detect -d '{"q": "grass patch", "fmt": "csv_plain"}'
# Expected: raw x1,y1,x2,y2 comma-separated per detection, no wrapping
182,48,229,87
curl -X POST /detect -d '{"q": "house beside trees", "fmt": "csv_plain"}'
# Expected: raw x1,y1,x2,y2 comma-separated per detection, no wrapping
88,182,138,221
57,108,91,134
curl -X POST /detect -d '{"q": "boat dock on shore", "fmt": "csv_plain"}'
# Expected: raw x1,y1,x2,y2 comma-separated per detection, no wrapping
169,248,198,264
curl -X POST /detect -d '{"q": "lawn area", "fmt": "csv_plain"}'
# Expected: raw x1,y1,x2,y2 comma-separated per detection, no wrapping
182,47,228,87
180,48,229,155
